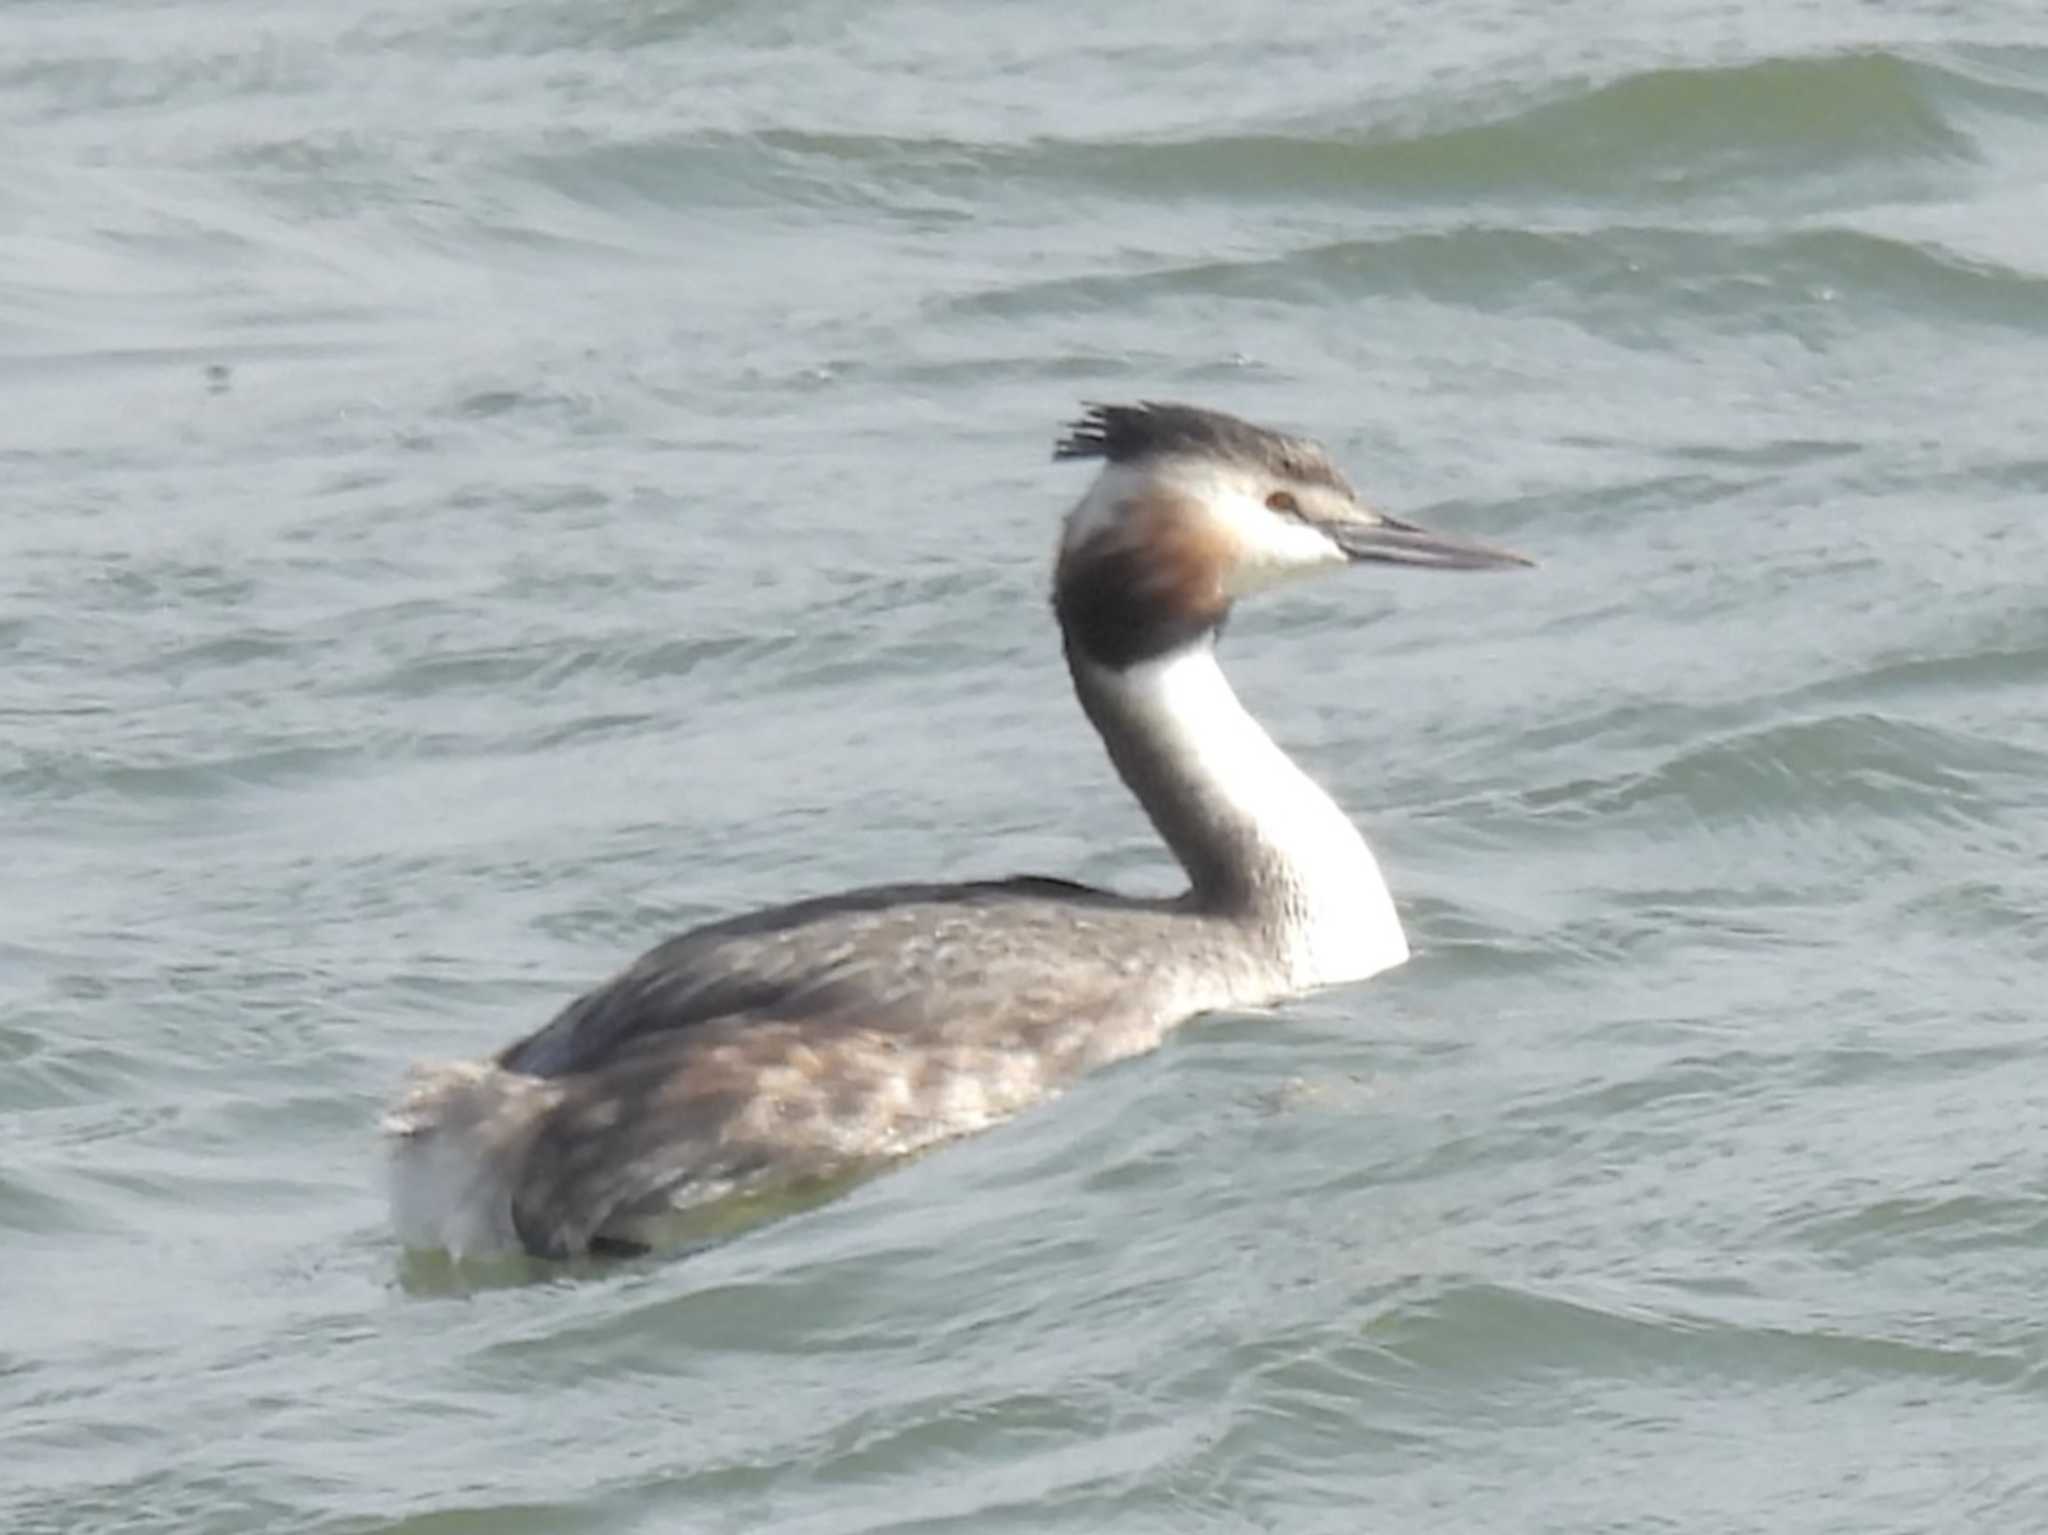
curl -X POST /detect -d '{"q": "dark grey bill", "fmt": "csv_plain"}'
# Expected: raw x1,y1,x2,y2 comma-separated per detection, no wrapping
1329,513,1533,571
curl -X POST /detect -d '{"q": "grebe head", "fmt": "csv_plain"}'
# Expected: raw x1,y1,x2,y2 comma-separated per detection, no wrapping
1052,402,1530,669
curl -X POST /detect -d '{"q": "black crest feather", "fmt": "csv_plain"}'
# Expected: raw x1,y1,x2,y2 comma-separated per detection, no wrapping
1053,401,1352,495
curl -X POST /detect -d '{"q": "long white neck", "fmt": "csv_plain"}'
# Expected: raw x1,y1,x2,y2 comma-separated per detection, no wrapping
1068,641,1410,989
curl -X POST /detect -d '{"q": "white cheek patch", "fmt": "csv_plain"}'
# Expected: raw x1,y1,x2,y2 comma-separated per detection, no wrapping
1213,491,1347,596
1059,461,1348,598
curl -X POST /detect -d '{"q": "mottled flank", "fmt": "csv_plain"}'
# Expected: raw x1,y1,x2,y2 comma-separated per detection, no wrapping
397,879,1275,1257
1055,402,1355,497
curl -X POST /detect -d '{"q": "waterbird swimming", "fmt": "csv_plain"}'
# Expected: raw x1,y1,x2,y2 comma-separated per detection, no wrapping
384,402,1530,1259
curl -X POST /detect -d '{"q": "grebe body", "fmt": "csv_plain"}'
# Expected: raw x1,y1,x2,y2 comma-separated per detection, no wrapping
385,403,1528,1258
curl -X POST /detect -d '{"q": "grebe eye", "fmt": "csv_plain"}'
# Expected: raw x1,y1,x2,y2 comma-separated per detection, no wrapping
1265,490,1301,516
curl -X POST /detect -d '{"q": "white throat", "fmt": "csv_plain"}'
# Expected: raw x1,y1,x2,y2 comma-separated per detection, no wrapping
1080,643,1410,989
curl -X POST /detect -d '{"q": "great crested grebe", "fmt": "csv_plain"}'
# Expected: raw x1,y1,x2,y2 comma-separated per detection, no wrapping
385,402,1529,1258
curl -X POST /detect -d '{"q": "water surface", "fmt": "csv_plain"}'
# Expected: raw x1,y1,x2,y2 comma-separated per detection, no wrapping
6,2,2048,1530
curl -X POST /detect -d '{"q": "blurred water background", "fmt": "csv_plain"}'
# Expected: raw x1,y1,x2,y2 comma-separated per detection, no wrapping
6,1,2048,1529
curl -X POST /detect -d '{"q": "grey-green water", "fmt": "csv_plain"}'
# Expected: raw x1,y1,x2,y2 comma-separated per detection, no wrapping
7,2,2048,1530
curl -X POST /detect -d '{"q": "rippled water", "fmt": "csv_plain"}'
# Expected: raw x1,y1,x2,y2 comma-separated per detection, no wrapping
7,1,2048,1530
